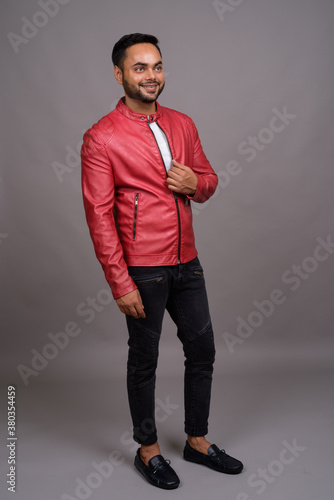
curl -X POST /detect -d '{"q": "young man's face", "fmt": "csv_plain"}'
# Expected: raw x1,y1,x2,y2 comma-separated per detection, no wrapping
115,43,165,104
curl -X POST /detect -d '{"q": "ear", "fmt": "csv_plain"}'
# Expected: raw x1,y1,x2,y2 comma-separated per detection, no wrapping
114,65,123,85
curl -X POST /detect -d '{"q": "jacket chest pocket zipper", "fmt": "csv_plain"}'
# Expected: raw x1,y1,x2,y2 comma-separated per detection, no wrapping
133,193,139,241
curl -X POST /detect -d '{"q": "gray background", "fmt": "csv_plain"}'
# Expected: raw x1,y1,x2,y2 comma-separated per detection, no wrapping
1,0,334,499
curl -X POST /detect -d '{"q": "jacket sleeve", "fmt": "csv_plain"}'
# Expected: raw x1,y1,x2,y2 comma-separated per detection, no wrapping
187,118,218,203
81,127,137,300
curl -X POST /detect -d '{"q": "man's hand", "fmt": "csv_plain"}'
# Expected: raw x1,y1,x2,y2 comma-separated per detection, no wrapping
167,160,198,196
116,289,146,318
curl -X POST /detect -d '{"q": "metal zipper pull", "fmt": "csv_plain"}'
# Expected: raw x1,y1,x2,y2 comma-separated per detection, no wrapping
133,193,139,240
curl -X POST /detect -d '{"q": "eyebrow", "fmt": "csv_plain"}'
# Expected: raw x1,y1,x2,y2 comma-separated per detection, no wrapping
131,61,163,68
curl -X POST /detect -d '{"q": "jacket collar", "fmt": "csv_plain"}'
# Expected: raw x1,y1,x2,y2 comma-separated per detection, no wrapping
116,97,163,123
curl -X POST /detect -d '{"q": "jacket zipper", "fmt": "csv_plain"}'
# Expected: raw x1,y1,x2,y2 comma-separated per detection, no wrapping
133,193,139,240
147,118,182,263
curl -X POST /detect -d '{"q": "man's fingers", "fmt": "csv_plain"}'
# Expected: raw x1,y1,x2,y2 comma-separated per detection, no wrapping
116,289,146,318
135,297,146,318
166,179,181,193
166,175,177,184
123,303,145,319
167,168,181,180
172,159,185,169
128,299,145,318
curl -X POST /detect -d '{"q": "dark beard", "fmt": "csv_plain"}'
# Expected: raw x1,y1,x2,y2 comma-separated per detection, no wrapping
122,78,165,103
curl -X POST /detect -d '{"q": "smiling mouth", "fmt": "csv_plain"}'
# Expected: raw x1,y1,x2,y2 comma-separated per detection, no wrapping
141,84,159,91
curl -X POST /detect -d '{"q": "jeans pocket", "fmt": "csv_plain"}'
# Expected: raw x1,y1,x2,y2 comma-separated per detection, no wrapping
193,269,204,277
131,275,164,286
186,257,204,278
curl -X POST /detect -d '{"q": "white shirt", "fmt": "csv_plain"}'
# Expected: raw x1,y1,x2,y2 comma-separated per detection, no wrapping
149,121,173,172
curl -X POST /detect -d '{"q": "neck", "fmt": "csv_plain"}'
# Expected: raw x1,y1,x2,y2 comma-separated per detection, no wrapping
124,95,157,115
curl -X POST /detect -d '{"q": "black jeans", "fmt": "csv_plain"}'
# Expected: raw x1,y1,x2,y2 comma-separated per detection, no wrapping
126,257,216,445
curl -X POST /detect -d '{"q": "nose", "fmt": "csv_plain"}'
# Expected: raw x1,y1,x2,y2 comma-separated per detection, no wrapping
146,67,156,80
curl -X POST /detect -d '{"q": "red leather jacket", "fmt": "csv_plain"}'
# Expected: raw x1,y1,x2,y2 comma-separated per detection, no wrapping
81,98,218,299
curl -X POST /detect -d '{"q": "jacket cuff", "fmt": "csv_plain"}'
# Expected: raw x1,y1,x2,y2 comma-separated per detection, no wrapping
187,174,205,203
109,279,138,300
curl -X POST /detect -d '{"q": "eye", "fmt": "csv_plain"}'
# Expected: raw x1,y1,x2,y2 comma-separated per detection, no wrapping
155,66,163,72
135,67,144,72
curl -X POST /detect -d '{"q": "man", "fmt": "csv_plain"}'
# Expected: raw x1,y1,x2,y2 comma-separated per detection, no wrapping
81,33,243,490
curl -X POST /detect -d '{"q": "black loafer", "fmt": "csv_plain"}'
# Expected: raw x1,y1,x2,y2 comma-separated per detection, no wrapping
183,441,243,474
134,448,180,489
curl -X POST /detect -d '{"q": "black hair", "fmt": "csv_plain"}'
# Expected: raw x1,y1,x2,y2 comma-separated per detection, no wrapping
112,33,162,70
